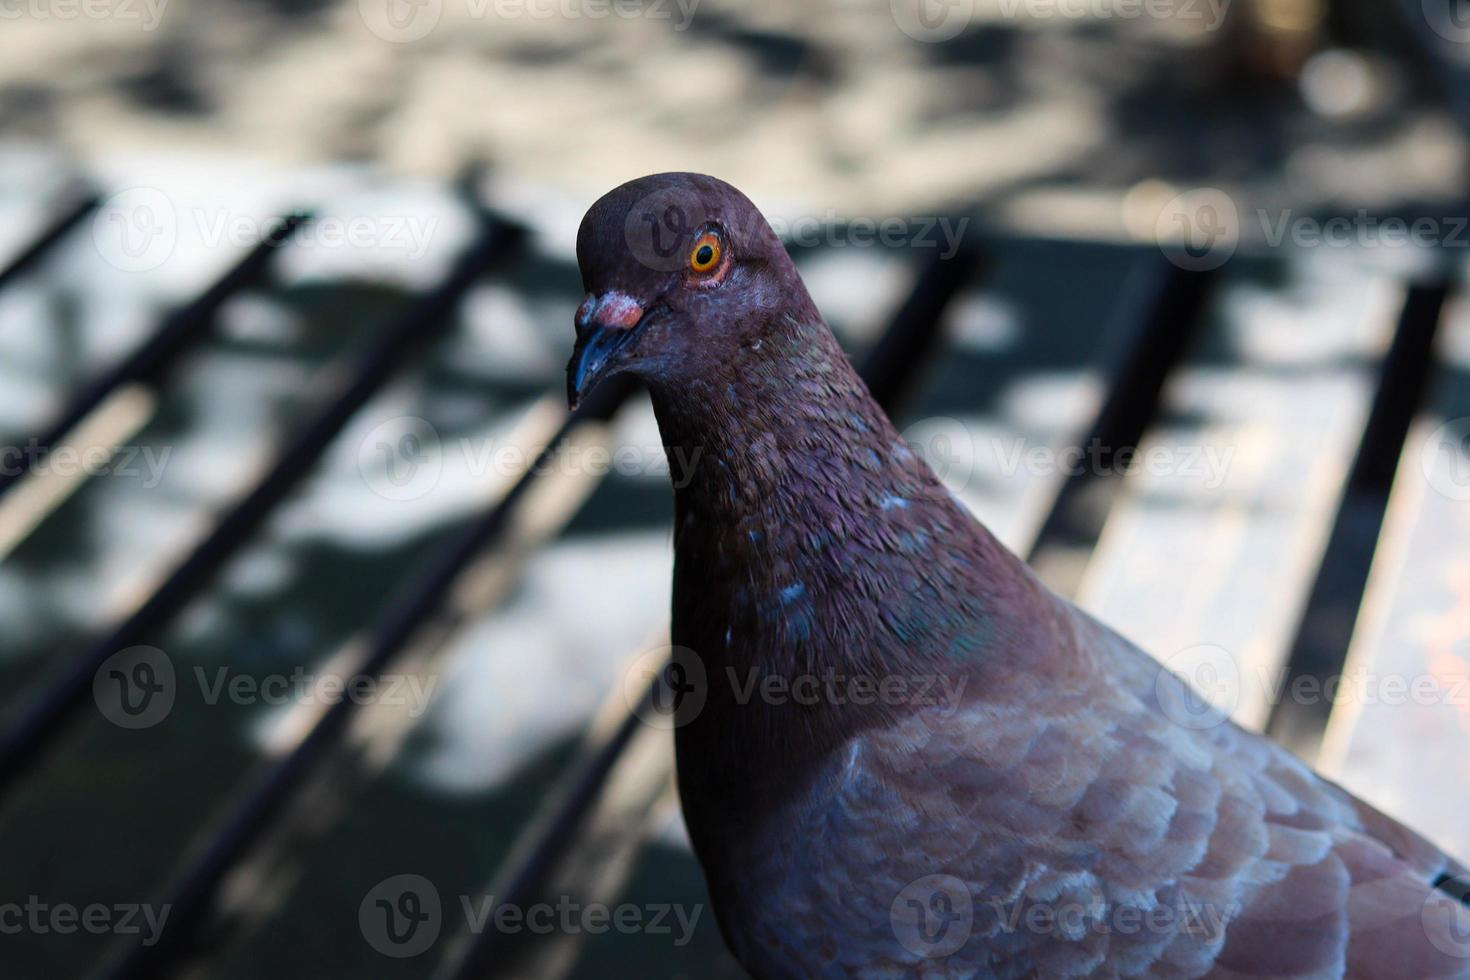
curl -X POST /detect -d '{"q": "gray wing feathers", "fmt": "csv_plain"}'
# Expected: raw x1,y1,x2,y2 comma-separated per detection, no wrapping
736,607,1470,978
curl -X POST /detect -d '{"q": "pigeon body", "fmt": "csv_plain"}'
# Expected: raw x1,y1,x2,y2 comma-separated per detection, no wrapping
568,173,1470,978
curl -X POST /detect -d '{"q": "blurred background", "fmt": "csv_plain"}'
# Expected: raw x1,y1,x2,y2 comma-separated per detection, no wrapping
2,0,1470,976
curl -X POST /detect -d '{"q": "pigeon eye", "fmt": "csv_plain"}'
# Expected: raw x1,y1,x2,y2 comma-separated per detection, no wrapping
689,233,722,274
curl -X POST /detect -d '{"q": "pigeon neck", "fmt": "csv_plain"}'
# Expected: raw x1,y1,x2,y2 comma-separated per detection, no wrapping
652,318,927,543
647,319,1003,687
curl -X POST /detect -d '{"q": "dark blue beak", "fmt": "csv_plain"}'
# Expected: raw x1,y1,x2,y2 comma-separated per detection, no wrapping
568,291,646,410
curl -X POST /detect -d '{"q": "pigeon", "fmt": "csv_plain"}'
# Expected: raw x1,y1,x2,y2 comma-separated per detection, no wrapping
567,172,1470,978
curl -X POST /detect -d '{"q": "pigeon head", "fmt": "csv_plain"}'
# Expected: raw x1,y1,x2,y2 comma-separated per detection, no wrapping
567,172,814,408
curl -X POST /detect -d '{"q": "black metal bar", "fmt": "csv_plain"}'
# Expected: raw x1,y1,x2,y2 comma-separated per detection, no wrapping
1265,280,1451,756
1025,255,1221,590
444,243,986,980
1343,284,1451,496
856,233,985,409
105,374,635,980
1432,872,1470,908
0,211,522,805
0,211,311,503
0,192,100,294
445,689,650,980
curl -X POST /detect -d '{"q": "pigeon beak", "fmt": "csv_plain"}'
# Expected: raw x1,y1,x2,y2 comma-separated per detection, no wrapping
568,290,647,410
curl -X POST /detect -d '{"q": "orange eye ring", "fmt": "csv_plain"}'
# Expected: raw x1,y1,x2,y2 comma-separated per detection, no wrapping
689,233,722,274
